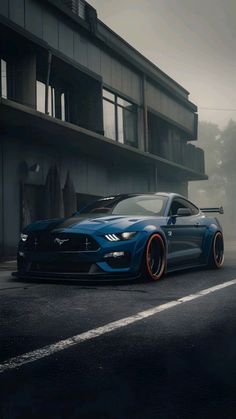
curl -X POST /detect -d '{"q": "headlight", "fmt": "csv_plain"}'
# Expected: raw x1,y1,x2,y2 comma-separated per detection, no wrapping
105,232,137,241
20,233,28,242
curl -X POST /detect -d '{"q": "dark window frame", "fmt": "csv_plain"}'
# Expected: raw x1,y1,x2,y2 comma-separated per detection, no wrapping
102,88,138,147
169,198,199,216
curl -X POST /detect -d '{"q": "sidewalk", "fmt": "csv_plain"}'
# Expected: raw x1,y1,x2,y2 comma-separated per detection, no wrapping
0,259,17,271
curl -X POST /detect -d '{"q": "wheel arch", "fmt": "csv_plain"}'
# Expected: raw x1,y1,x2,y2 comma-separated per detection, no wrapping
206,227,224,266
201,222,223,263
141,230,168,280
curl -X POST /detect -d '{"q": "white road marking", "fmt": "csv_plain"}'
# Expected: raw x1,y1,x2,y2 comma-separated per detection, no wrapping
1,278,236,374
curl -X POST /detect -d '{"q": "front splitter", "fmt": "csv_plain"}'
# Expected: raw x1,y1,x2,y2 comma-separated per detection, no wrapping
12,271,141,283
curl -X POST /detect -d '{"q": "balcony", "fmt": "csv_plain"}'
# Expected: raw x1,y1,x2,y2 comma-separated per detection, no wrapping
0,97,207,182
182,144,205,174
165,142,205,175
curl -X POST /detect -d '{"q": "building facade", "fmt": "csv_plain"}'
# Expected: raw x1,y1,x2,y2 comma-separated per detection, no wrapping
0,0,207,257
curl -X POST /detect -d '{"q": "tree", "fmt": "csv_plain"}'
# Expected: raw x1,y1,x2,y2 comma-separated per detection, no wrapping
219,120,236,234
189,119,236,236
189,121,225,206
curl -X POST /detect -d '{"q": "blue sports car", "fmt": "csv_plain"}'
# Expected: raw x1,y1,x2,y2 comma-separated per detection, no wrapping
16,193,224,281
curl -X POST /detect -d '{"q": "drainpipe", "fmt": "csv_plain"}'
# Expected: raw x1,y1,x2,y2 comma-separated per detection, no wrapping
155,164,158,191
45,51,52,115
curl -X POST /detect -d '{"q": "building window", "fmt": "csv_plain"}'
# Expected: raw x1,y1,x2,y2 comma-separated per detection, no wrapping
0,59,7,99
36,80,67,120
61,92,65,121
103,98,116,140
103,89,138,147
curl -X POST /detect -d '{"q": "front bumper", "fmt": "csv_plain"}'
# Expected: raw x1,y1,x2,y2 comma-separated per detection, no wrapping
16,250,141,281
16,231,147,281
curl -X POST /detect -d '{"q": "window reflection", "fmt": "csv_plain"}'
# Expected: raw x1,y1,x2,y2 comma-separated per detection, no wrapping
61,92,65,121
117,107,124,143
103,89,115,102
36,81,45,113
1,59,7,99
36,80,66,121
103,99,116,140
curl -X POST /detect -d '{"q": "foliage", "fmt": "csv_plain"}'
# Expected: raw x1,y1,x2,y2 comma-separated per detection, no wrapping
220,120,236,176
189,119,236,235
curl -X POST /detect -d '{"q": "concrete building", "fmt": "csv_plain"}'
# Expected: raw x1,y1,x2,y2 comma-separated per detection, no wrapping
0,0,207,257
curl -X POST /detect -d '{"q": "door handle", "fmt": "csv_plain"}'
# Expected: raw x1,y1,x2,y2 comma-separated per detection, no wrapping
194,223,200,227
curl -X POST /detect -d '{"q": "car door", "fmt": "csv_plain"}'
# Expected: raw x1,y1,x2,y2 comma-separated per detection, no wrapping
164,198,205,268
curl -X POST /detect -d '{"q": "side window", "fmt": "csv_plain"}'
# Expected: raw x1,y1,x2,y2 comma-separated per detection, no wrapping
185,201,199,215
169,200,186,216
169,198,199,216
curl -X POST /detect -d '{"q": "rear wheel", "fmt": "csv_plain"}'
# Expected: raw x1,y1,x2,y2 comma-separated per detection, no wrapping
209,231,224,268
143,233,166,281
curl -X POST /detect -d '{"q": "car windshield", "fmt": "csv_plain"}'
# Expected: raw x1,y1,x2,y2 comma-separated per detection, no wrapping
78,195,168,216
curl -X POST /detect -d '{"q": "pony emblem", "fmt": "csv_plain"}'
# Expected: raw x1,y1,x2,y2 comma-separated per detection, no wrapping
54,238,70,246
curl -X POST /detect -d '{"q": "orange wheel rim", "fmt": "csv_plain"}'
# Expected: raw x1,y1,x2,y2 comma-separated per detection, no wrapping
146,234,166,280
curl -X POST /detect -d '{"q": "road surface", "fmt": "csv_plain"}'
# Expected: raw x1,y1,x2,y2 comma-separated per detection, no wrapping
0,243,236,418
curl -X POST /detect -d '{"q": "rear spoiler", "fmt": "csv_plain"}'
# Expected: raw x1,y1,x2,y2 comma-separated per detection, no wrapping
200,206,224,214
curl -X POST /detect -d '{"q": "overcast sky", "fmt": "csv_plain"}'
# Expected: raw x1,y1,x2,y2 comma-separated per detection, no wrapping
88,0,236,129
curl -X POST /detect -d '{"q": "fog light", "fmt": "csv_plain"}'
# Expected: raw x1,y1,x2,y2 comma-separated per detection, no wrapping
19,252,25,257
104,251,125,259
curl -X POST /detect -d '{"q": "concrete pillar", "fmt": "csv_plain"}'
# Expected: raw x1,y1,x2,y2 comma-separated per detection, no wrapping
0,138,3,257
70,77,103,134
15,51,36,109
86,79,103,134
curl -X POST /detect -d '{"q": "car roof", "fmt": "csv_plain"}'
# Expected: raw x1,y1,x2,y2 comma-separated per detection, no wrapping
101,192,187,200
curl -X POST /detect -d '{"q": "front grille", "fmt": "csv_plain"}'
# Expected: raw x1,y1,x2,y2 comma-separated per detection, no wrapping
24,232,99,252
29,262,92,273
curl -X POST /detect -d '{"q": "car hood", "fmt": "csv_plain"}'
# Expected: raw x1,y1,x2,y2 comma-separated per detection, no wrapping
24,214,164,234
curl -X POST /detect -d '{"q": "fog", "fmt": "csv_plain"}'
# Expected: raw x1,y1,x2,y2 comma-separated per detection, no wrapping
88,0,236,239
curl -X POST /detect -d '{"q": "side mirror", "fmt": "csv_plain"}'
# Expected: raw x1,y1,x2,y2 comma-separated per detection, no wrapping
177,208,192,217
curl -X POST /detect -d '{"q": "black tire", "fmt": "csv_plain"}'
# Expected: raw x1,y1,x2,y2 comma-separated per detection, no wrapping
209,231,224,268
142,233,166,281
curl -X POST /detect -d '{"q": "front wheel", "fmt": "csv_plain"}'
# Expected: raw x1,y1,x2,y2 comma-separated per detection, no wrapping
142,233,166,281
209,231,224,268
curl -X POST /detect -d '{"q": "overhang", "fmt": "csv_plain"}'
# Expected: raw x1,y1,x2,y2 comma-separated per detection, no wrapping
0,98,207,182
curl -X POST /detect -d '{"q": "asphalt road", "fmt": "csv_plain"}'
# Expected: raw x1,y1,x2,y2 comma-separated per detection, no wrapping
0,244,236,419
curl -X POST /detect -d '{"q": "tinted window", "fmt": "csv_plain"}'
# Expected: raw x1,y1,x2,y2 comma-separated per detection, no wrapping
113,196,168,216
169,198,199,216
79,195,168,216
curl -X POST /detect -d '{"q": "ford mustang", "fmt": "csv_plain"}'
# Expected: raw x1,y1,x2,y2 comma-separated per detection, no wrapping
15,193,224,281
